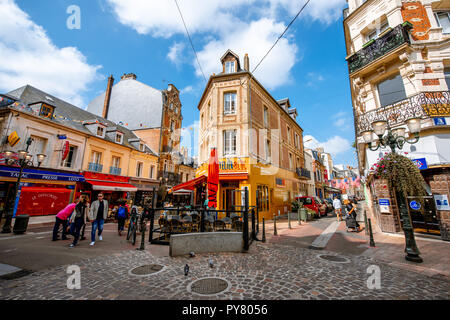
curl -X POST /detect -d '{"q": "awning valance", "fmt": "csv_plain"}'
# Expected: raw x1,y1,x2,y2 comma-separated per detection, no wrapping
0,165,85,182
86,180,138,192
172,175,207,192
219,173,249,181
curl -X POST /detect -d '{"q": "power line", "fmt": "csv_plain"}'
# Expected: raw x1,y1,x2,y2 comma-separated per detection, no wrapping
174,0,207,83
251,0,311,75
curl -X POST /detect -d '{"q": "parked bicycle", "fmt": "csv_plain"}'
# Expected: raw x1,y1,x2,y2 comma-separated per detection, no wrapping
127,206,140,245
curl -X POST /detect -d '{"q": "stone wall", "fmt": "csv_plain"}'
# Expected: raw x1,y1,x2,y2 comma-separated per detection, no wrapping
429,173,450,241
371,179,401,233
169,232,243,256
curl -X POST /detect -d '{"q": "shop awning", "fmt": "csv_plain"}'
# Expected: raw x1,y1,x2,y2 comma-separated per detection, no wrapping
0,165,85,182
86,180,138,192
172,188,194,195
172,175,207,192
219,173,249,181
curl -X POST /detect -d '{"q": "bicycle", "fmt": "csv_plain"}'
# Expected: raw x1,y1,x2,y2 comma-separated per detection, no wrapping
127,208,140,245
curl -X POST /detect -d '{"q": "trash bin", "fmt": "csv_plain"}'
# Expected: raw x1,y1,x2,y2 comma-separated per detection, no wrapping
13,214,30,234
299,208,307,222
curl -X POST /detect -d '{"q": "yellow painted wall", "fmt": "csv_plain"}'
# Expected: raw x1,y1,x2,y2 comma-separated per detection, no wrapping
128,150,159,179
82,137,131,175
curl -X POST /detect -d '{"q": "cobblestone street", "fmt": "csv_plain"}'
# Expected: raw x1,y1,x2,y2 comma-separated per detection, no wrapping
1,238,449,300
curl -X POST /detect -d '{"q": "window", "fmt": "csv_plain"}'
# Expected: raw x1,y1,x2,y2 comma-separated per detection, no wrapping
39,105,53,118
186,174,189,181
136,162,143,177
263,106,269,127
170,120,174,131
140,143,144,151
115,133,123,143
265,139,271,161
97,126,104,137
377,73,407,107
435,12,450,33
287,126,291,144
225,61,235,73
170,103,173,110
445,68,450,90
223,130,237,155
150,165,154,179
289,153,293,170
111,156,120,168
224,92,237,114
91,151,102,164
30,136,47,158
174,106,178,114
61,146,76,168
366,19,389,41
201,114,204,129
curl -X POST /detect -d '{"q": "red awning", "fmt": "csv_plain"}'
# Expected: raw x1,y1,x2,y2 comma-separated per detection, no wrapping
172,175,207,192
17,187,72,216
219,173,249,181
86,180,138,192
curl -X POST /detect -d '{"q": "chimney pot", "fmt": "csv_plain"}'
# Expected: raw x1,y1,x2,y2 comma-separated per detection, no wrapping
244,53,250,72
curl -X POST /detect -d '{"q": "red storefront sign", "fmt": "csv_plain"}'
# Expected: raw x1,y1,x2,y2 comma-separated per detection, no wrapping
83,171,129,183
17,187,72,216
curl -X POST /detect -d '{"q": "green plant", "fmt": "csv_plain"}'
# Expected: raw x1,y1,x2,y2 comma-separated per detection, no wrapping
291,201,300,211
370,152,426,202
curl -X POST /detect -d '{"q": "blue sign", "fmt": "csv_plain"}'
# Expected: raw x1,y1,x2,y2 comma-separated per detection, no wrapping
0,165,85,182
379,199,390,206
412,158,428,170
409,200,421,211
433,118,446,126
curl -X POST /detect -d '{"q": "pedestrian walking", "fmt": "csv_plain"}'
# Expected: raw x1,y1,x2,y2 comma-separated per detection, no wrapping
53,199,78,241
333,197,342,221
117,201,129,236
88,193,109,246
69,196,89,248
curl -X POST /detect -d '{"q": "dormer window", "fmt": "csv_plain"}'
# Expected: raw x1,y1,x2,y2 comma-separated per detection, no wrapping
115,132,123,144
140,143,145,151
225,61,235,73
97,126,104,137
39,104,54,118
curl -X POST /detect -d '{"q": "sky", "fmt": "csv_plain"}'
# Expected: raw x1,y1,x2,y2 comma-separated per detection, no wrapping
0,0,357,167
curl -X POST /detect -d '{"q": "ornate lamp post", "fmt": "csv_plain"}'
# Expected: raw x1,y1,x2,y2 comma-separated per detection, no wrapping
1,137,47,233
361,117,423,263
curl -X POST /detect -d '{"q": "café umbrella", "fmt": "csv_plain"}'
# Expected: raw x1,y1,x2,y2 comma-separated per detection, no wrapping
207,148,219,208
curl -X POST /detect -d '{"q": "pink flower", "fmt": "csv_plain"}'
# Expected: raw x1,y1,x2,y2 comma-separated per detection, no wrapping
405,152,408,154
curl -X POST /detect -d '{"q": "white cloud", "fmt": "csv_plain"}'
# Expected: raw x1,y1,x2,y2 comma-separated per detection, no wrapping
167,42,185,67
0,0,102,106
306,72,325,87
180,85,194,95
332,110,352,131
304,134,352,157
197,18,298,89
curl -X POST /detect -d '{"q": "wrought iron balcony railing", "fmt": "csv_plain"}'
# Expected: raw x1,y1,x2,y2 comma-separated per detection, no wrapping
297,167,311,179
109,166,122,175
347,22,413,74
356,91,450,134
88,162,103,172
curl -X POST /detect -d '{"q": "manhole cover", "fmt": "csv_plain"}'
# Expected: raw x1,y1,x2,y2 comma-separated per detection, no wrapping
188,277,230,295
129,264,164,276
318,254,350,263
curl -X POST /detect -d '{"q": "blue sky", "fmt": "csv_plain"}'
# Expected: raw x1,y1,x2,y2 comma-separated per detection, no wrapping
0,0,357,167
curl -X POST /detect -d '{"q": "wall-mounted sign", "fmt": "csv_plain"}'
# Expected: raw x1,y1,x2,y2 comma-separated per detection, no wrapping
409,200,421,211
433,117,447,126
379,198,391,213
434,194,450,211
8,131,20,147
412,158,428,170
57,134,67,140
421,104,450,117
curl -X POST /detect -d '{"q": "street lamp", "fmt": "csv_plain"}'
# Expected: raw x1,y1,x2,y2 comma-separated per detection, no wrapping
1,137,47,233
362,117,423,263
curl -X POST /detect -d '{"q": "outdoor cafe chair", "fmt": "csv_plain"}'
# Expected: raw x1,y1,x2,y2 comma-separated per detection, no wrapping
169,219,183,234
181,215,193,232
232,220,243,232
158,217,169,239
213,220,227,232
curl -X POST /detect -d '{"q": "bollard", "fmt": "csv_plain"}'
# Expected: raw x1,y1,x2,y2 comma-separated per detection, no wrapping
273,214,278,236
364,210,369,236
262,218,266,243
368,218,376,247
288,211,291,229
297,209,301,225
137,212,146,251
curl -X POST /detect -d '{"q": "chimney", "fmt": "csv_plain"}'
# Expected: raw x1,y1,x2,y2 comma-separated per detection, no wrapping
244,53,250,72
121,73,137,80
102,75,114,119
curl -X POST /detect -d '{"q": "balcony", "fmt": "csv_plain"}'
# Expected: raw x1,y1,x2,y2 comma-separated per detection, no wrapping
88,162,103,172
109,166,122,175
296,167,311,179
347,22,412,74
356,91,450,134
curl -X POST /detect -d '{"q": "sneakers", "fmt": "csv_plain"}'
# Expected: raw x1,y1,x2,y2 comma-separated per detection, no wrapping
99,235,103,241
69,244,75,248
90,241,95,246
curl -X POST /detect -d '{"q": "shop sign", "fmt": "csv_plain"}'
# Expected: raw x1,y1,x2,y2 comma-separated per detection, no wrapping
433,117,446,126
412,158,427,170
409,200,421,211
0,166,85,182
219,159,247,172
434,194,450,211
276,178,285,187
8,131,20,147
421,103,450,117
378,198,391,213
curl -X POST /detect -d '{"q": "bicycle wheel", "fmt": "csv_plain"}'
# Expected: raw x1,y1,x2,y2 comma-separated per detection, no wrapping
131,226,137,245
126,220,133,240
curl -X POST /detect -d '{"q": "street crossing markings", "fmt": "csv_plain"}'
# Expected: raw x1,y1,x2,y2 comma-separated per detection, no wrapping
309,221,341,250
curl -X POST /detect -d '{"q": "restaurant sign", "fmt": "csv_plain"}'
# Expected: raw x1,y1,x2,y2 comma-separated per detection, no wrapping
218,158,248,172
421,103,450,117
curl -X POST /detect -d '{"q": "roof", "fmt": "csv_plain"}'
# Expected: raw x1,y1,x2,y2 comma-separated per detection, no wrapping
5,85,157,156
87,77,163,130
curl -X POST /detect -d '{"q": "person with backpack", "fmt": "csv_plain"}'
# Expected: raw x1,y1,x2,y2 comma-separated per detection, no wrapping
117,201,129,236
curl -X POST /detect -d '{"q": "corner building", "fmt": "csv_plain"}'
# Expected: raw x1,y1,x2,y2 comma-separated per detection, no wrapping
196,50,306,221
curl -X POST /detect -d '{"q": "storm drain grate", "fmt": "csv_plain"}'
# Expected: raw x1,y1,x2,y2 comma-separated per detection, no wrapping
129,264,164,276
0,269,33,280
318,254,350,263
188,278,230,295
